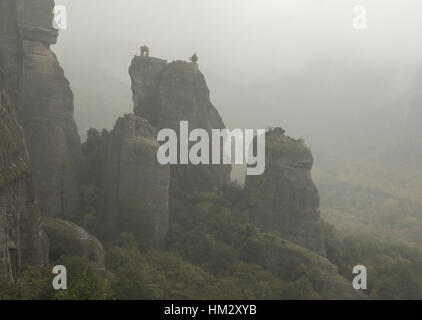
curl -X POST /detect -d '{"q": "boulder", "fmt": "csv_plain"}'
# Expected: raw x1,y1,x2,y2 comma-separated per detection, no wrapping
42,218,104,270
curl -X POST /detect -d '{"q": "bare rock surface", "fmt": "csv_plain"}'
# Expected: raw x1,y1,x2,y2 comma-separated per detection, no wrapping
129,56,231,221
245,128,326,256
100,114,170,245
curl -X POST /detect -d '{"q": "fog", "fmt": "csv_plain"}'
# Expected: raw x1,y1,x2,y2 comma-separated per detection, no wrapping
53,0,422,153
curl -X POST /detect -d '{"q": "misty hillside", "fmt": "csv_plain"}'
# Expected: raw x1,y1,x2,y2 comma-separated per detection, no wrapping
53,0,422,252
2,0,422,301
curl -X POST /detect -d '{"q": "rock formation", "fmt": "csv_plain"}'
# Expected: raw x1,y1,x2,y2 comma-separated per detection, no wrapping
129,56,231,221
100,114,170,245
0,73,47,282
245,128,326,256
41,218,105,271
241,232,364,299
0,0,83,221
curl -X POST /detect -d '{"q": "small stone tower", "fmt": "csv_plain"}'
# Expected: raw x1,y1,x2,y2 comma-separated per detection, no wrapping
141,45,150,57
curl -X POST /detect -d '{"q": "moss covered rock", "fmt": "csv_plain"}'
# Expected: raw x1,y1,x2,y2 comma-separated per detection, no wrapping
42,218,105,270
241,232,366,299
245,128,326,256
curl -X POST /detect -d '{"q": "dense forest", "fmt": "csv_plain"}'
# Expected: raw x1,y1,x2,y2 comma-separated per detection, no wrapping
1,130,422,300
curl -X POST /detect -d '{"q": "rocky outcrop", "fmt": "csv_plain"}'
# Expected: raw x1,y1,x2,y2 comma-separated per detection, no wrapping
19,40,83,221
241,232,364,299
99,114,170,246
0,0,83,221
129,57,231,221
0,74,47,282
15,0,59,44
41,218,104,270
245,128,326,256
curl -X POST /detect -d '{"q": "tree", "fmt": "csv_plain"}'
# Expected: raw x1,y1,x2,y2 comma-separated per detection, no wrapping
189,52,198,63
119,195,155,251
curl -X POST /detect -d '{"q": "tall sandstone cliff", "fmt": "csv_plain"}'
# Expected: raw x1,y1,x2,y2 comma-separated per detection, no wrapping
0,0,83,221
100,114,170,245
129,57,231,220
245,128,326,256
0,74,47,282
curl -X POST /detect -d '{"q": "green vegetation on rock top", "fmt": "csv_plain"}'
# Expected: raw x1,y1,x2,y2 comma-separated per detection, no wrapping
266,128,312,159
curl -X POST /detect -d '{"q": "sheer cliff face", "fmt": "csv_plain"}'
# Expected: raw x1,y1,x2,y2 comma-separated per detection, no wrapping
0,76,46,282
245,129,326,256
129,57,231,220
100,114,170,245
0,0,83,221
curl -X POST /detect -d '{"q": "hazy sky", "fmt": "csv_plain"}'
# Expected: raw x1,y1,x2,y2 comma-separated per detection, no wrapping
52,0,422,141
54,0,422,67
